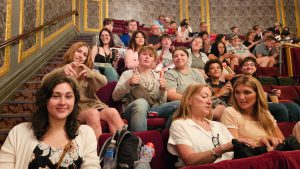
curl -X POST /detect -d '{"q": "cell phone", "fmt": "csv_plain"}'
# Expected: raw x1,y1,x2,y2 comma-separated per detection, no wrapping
111,49,118,61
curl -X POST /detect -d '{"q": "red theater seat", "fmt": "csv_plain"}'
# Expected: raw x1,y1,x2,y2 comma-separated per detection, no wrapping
271,85,299,102
277,122,297,138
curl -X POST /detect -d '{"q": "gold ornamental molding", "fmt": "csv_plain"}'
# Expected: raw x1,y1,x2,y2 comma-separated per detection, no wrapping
41,0,75,46
295,0,300,36
84,0,102,32
105,0,108,18
200,0,210,33
179,0,183,21
185,0,189,22
18,0,40,63
275,0,286,28
0,0,12,77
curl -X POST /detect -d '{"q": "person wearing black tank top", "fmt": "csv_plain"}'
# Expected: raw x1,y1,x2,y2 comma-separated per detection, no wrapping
91,28,119,82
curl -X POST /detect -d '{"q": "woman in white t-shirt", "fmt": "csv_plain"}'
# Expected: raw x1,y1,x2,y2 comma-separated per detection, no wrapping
168,84,254,167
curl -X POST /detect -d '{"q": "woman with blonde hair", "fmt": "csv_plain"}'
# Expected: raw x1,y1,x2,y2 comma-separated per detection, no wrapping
168,84,254,167
221,76,284,150
43,42,125,139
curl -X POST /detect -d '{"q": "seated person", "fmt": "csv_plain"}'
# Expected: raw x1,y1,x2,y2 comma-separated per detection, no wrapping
153,14,166,32
176,19,193,43
120,19,138,47
187,36,209,77
165,47,206,102
231,57,300,122
42,42,125,139
147,24,162,50
112,46,179,131
208,40,237,73
293,121,300,142
0,76,100,168
204,59,233,120
253,35,278,66
198,31,211,54
125,30,147,69
168,84,254,167
243,30,259,53
166,21,177,38
221,76,285,150
98,18,125,48
230,26,239,34
91,28,119,82
155,34,175,72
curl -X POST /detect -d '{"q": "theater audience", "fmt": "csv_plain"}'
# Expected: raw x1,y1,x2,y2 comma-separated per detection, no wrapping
148,24,162,50
209,40,238,71
125,30,147,69
253,25,263,42
243,30,259,53
112,46,179,131
102,18,125,48
166,20,178,38
293,122,300,142
176,19,193,43
198,31,211,54
91,28,119,82
120,19,138,47
205,59,232,120
199,22,209,32
153,14,166,32
231,57,300,122
165,47,206,101
221,76,285,150
253,35,277,66
42,42,125,139
187,36,209,77
230,26,239,34
0,76,100,169
155,34,175,72
168,84,254,167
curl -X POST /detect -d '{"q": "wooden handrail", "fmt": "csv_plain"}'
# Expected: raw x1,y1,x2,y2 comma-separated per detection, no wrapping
0,10,78,49
283,43,300,48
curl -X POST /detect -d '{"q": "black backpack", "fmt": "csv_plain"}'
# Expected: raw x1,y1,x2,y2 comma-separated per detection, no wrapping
99,126,143,169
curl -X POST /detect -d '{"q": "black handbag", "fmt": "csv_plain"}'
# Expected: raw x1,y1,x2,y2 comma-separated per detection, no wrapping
232,139,268,159
275,135,300,151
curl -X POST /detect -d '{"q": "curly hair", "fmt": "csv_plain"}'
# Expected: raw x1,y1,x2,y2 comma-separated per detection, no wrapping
31,76,81,140
62,42,93,69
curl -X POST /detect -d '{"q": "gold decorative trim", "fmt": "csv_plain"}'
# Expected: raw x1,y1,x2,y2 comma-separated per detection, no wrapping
72,0,76,26
0,0,12,77
179,0,183,22
84,0,101,32
200,0,204,22
295,0,300,36
41,0,74,46
206,0,210,34
275,0,280,24
285,47,293,77
18,0,40,63
280,0,286,27
185,0,189,21
100,0,103,29
105,0,108,18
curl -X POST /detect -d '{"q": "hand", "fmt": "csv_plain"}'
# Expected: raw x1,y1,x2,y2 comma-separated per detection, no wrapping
259,136,283,151
237,138,257,148
64,62,78,77
159,71,166,91
76,64,88,79
129,67,140,86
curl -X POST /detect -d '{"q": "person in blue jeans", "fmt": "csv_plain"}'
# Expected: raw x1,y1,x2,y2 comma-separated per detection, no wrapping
112,46,179,131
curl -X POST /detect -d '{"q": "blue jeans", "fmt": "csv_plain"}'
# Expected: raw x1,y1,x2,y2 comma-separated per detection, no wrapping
95,65,119,82
123,98,180,131
268,102,300,122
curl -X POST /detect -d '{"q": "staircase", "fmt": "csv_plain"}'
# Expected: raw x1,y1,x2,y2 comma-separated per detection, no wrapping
0,34,94,147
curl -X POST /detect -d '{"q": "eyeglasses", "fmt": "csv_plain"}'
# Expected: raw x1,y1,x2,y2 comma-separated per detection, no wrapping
212,134,220,147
